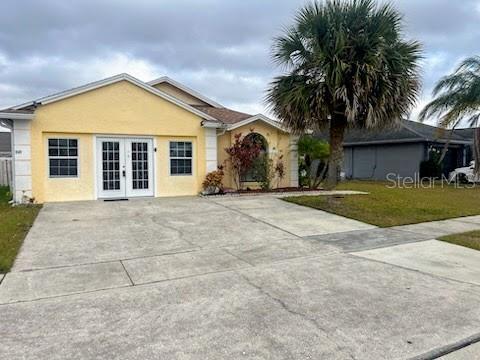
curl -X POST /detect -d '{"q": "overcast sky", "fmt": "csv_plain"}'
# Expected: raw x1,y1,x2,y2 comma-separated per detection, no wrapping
1,0,479,130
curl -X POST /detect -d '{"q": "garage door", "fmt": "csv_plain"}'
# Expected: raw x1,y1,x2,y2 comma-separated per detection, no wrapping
352,147,376,179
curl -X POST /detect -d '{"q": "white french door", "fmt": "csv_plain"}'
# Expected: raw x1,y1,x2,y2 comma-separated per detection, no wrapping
125,138,154,197
96,137,154,198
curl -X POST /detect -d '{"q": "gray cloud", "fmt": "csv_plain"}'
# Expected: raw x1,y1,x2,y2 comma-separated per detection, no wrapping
1,0,479,125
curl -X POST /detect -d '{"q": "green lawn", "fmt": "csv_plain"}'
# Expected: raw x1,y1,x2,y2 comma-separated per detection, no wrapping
284,181,480,227
439,231,480,251
0,186,41,273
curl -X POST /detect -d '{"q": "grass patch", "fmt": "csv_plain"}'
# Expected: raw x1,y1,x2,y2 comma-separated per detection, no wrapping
0,186,41,273
284,181,480,227
439,231,480,251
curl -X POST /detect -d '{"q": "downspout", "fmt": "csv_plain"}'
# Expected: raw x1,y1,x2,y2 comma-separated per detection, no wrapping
10,121,15,203
0,119,14,198
216,124,228,137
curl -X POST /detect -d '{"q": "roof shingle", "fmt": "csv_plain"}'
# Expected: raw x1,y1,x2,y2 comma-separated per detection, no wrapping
192,105,252,124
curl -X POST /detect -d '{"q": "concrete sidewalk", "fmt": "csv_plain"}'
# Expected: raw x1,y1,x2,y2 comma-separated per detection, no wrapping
353,239,480,286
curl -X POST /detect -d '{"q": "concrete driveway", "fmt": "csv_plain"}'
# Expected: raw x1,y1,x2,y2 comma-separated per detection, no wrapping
1,195,480,359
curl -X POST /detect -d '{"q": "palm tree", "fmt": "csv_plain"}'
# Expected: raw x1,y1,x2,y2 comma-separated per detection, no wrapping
419,56,480,173
266,0,421,188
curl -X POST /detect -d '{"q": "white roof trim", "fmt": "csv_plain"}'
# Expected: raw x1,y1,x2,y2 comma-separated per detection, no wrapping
147,76,223,108
0,112,35,120
226,114,289,132
201,120,226,129
11,73,220,122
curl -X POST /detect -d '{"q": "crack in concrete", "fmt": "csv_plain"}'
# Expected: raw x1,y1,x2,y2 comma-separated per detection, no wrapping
236,270,357,360
145,215,198,248
119,260,135,286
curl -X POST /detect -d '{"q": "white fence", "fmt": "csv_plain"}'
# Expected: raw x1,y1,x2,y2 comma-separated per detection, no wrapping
0,157,12,187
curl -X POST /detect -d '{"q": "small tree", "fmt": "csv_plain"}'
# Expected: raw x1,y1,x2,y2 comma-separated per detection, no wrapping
298,135,330,189
224,132,262,190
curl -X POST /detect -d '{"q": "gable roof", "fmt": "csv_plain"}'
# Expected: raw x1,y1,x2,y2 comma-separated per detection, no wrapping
148,76,223,108
193,106,287,132
11,73,220,123
6,73,290,132
227,114,288,132
315,120,473,146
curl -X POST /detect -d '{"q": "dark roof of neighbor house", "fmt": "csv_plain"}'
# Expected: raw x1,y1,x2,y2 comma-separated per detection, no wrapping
0,132,11,152
192,105,252,124
315,120,474,146
454,128,475,139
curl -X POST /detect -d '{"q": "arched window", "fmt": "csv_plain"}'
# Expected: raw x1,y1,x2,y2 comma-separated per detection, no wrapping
241,133,268,182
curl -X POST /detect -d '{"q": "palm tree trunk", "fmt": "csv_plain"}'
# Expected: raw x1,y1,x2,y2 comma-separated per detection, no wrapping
437,130,453,165
325,117,347,190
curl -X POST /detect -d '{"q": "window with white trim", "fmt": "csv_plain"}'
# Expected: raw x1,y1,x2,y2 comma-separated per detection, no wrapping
170,141,192,175
48,138,78,177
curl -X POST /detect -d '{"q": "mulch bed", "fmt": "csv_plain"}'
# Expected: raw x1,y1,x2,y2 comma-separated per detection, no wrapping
203,187,324,196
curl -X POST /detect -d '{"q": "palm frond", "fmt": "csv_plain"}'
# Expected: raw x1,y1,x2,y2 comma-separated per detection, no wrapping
421,55,480,129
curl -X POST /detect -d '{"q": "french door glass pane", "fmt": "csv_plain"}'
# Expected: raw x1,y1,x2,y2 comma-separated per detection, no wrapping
131,142,149,189
102,141,121,190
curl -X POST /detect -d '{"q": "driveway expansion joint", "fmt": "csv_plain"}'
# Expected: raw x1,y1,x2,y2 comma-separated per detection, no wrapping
221,248,256,267
210,199,304,239
0,284,133,306
11,248,202,273
0,251,342,305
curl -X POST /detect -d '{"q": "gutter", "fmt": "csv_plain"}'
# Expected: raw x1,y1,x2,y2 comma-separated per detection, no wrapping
0,112,35,120
201,120,226,129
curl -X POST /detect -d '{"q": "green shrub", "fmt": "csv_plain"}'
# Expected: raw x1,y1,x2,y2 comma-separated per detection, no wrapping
420,148,443,178
202,167,225,194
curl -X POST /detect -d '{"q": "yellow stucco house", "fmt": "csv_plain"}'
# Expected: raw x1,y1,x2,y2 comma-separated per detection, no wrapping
0,74,298,203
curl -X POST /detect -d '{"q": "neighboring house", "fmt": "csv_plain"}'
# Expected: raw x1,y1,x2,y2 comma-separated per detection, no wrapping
0,132,12,157
0,74,298,203
316,120,473,180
